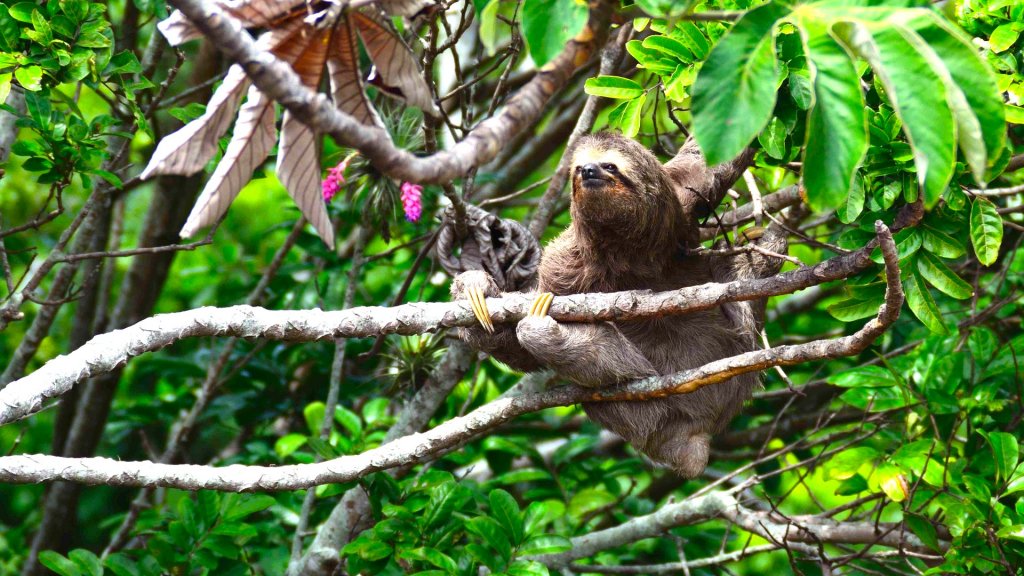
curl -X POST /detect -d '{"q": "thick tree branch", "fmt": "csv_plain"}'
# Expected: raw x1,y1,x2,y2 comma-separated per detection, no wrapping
536,489,942,570
0,223,901,491
164,0,612,184
0,234,882,425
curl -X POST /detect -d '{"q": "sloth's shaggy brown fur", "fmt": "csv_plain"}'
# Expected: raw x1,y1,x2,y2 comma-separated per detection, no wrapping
453,133,787,477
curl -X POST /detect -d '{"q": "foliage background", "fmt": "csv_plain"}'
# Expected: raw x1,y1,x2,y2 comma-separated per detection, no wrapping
0,0,1023,574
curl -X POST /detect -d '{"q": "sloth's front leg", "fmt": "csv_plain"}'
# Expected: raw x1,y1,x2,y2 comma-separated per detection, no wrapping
515,293,657,388
450,270,541,372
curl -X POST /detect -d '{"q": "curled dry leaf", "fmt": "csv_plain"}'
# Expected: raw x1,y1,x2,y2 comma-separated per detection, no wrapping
145,0,438,246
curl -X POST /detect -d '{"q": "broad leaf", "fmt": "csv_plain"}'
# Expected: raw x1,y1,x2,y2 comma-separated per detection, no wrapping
520,0,587,67
833,21,955,207
915,251,972,299
906,13,1005,183
584,76,644,100
796,15,868,211
692,1,788,165
903,271,947,334
970,197,1003,266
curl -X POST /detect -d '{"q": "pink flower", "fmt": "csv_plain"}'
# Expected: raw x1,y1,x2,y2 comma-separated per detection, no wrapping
321,155,354,202
400,182,423,222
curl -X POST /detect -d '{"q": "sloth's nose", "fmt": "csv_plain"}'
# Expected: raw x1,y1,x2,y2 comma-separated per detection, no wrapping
581,163,601,180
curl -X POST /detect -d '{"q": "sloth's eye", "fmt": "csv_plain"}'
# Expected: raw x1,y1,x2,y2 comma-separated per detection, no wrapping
602,163,618,174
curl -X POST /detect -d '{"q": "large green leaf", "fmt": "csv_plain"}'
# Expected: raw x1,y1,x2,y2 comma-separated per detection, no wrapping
983,431,1019,484
583,76,644,99
833,21,956,207
520,0,587,67
905,13,1005,183
796,15,868,211
691,1,788,165
916,250,973,299
904,271,948,334
970,197,1003,266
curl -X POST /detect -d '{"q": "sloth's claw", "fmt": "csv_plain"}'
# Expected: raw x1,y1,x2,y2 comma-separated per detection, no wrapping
467,286,494,333
528,292,554,317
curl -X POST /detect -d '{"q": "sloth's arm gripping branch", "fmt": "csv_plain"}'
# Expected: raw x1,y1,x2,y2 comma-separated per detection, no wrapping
514,293,657,388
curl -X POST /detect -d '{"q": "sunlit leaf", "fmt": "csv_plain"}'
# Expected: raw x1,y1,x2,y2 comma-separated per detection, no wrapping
904,271,948,334
692,1,787,165
970,197,1003,266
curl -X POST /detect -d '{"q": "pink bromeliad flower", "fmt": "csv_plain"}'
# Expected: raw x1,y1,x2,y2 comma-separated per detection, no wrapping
400,182,423,222
321,153,356,202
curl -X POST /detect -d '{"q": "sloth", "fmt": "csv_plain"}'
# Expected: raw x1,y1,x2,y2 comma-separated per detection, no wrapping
451,132,787,477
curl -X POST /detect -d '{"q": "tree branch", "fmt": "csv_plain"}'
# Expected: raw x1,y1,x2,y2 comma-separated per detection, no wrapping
164,0,613,184
0,233,883,425
0,223,901,491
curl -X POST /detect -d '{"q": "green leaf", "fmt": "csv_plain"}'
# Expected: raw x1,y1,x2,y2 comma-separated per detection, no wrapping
421,481,468,530
103,553,141,576
107,50,142,74
334,406,363,437
635,0,689,18
827,446,880,480
274,433,307,458
523,500,565,535
478,0,500,56
222,494,275,521
795,17,867,210
489,489,524,545
833,21,955,207
834,474,868,495
921,226,965,259
520,0,587,67
969,197,1003,266
692,1,787,165
14,65,43,91
568,488,616,519
662,65,693,102
467,516,512,564
828,295,884,322
30,9,52,45
304,401,326,434
908,14,1005,184
983,431,1019,484
827,365,899,388
904,271,947,334
518,535,572,556
788,67,812,110
642,35,694,63
671,21,709,60
0,73,12,106
871,228,920,263
92,169,123,188
508,560,551,576
757,116,787,159
617,93,645,138
38,551,81,576
989,22,1024,52
625,40,677,75
68,549,103,576
877,465,909,502
583,76,644,100
836,175,865,224
1007,104,1024,125
7,3,36,22
0,7,19,52
916,251,972,299
398,547,458,573
60,0,89,22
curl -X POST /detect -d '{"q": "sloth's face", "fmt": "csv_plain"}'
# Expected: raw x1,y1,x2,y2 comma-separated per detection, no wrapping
570,145,635,197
